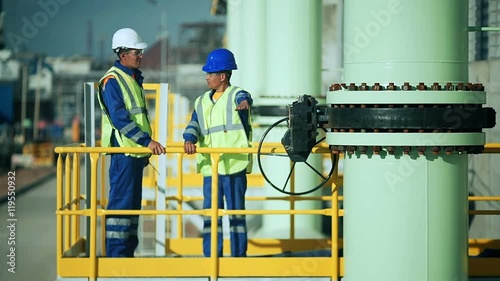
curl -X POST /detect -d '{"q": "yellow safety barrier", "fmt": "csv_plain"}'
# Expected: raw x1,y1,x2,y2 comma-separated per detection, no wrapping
54,143,500,280
55,144,340,280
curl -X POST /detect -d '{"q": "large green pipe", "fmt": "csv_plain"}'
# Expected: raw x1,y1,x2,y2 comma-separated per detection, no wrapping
344,0,468,84
226,0,245,86
336,0,471,280
259,0,322,238
227,0,324,238
343,153,468,280
240,0,266,98
259,0,324,238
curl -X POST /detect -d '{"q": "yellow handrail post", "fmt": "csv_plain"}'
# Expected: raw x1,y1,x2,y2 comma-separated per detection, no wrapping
64,153,72,252
71,152,79,246
89,152,100,281
100,154,106,256
331,169,339,281
56,153,63,276
177,153,184,238
210,153,221,280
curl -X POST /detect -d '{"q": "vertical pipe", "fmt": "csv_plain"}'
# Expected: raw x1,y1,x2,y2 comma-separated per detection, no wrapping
338,1,470,280
343,0,468,84
226,0,245,86
323,0,344,90
343,154,468,280
239,0,266,99
227,0,266,239
265,0,322,98
226,0,325,241
259,0,323,239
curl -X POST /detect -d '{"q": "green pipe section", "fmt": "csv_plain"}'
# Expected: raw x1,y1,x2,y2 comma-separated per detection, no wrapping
226,0,245,86
343,0,468,85
240,0,266,100
343,152,468,281
265,0,322,99
257,0,323,238
226,0,324,239
339,0,471,280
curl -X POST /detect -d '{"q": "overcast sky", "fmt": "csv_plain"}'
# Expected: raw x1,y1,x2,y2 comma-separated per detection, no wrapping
2,0,225,58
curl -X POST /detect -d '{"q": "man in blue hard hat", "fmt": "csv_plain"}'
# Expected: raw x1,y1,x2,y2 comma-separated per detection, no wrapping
183,48,253,257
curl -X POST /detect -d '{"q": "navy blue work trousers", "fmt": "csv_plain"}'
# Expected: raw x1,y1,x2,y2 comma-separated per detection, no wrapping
202,169,248,257
105,153,147,257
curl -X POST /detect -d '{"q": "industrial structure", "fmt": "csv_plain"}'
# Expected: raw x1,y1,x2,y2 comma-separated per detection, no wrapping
0,0,221,171
1,0,500,281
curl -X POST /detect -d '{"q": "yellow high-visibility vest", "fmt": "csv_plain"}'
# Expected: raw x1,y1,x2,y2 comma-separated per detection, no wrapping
97,66,152,158
195,85,252,176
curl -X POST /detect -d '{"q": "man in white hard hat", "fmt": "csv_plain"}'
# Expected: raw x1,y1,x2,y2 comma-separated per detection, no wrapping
97,27,165,257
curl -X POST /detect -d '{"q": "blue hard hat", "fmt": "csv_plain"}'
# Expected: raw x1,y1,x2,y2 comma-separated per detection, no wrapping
202,48,238,73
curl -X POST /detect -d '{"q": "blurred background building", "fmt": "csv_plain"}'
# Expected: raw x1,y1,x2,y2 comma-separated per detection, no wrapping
0,0,226,171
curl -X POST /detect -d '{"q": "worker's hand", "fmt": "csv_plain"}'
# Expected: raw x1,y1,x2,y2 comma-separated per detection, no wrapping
184,141,197,155
235,100,250,111
148,140,165,155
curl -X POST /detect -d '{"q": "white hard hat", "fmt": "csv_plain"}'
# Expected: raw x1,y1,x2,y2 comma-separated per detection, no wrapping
111,28,148,51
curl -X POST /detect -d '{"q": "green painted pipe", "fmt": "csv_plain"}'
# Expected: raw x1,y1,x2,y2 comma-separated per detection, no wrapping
343,0,468,85
260,0,324,238
335,0,471,280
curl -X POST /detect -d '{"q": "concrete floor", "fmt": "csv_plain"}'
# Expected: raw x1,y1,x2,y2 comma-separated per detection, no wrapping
0,174,57,281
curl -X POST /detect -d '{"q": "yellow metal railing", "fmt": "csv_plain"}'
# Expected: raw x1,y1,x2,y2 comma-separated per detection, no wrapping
55,144,341,280
55,143,500,280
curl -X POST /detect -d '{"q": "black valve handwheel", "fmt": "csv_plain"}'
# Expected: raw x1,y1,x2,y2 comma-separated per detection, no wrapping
257,117,337,195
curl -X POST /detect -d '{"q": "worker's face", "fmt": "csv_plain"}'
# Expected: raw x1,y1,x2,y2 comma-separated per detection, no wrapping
121,49,143,69
205,72,224,89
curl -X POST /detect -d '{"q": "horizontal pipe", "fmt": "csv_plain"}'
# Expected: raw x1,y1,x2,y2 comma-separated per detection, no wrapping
468,26,500,32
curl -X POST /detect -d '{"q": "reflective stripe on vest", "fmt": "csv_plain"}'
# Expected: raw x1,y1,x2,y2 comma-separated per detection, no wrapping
97,66,152,158
194,85,251,176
